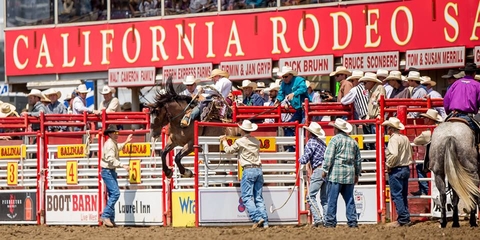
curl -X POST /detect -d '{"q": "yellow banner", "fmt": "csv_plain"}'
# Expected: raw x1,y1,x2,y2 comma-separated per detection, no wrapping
0,145,26,159
120,143,151,157
325,135,364,149
220,137,276,152
57,144,86,158
172,191,196,227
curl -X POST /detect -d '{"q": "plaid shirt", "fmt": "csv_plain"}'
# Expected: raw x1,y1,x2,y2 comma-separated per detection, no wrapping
299,136,326,170
322,132,362,184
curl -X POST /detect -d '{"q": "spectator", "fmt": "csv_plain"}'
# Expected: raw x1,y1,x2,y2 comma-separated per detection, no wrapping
0,102,20,117
330,66,352,103
180,75,200,97
442,69,460,93
239,80,264,106
22,89,47,132
40,93,51,106
306,81,321,103
122,102,132,112
263,82,280,123
408,71,427,117
275,66,309,123
361,73,385,150
100,86,121,113
73,84,99,115
341,71,368,120
377,69,392,99
44,88,68,132
420,77,446,119
388,71,411,99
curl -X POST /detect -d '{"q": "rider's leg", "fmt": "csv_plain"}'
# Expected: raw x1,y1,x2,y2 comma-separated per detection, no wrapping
181,106,200,127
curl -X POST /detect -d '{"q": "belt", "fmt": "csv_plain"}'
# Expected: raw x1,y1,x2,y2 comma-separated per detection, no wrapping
242,164,261,169
453,110,474,116
391,166,409,170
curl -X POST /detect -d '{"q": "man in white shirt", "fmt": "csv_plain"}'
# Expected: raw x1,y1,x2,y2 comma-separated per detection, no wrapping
180,75,200,97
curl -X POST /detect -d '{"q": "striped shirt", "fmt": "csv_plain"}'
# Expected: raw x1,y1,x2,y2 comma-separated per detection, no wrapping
299,136,326,170
322,132,362,184
340,83,368,119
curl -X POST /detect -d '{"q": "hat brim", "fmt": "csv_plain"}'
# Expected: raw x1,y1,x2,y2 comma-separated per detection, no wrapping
441,74,454,79
419,113,443,122
359,77,382,84
346,76,362,81
328,121,353,133
407,77,422,81
266,87,280,92
329,70,351,77
28,93,44,99
421,81,436,87
238,123,258,132
377,74,388,78
381,121,405,130
78,90,90,94
385,76,402,81
303,126,325,138
239,83,257,91
278,70,298,77
183,79,200,85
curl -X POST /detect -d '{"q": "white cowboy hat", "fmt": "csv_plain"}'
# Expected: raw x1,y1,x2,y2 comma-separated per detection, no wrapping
208,69,230,79
329,66,351,77
476,75,480,81
0,103,19,117
376,69,389,78
358,72,382,84
328,118,353,134
385,71,403,81
419,109,443,122
239,80,257,90
346,70,364,81
183,75,200,85
277,66,298,77
101,85,115,95
238,120,258,132
413,131,432,146
77,84,90,93
266,82,280,92
454,71,465,79
381,117,405,130
303,122,326,138
407,71,422,81
420,76,436,87
44,88,62,98
27,89,44,99
256,82,266,89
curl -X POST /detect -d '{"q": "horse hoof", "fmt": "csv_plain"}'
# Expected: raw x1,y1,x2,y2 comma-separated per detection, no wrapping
183,169,194,178
452,223,460,228
164,169,173,179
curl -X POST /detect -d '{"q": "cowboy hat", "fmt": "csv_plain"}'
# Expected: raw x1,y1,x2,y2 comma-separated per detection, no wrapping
239,80,257,90
238,120,258,132
385,71,403,81
0,103,19,117
44,88,62,98
454,71,465,79
122,102,132,111
329,66,351,77
277,66,298,77
77,84,90,94
208,69,230,79
104,125,119,135
101,85,115,95
328,118,353,134
40,93,51,103
266,82,280,92
381,117,405,130
376,69,389,78
419,109,443,122
442,69,459,79
303,122,326,138
420,76,436,87
406,71,422,81
359,72,382,84
346,70,364,81
413,130,431,146
460,63,477,72
183,75,200,85
27,89,44,99
476,75,480,81
256,82,266,89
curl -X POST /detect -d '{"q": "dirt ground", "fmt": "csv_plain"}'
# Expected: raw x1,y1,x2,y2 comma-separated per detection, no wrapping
1,221,480,240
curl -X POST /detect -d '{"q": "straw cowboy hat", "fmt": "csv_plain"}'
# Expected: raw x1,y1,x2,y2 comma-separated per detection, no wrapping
406,71,422,81
328,118,353,134
329,66,351,77
376,69,389,78
239,80,257,90
122,102,132,111
238,120,258,132
44,88,62,98
256,82,266,89
419,109,443,122
40,93,51,103
303,122,326,138
413,130,431,146
277,66,298,77
454,71,465,79
101,85,115,95
346,70,364,81
266,82,280,92
420,76,436,87
104,125,119,135
208,69,230,79
359,72,382,84
385,71,403,81
27,89,44,99
183,75,200,85
0,103,19,117
382,117,405,130
476,75,480,81
77,84,90,94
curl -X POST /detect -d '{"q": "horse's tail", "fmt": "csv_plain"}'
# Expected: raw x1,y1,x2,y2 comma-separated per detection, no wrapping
444,137,480,211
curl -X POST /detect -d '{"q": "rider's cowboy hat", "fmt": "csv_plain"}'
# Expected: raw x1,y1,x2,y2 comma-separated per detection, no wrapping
329,118,353,134
27,89,44,99
104,125,119,135
77,84,90,94
382,117,405,130
239,80,257,90
238,120,258,132
329,66,351,77
208,69,229,79
385,71,403,81
359,72,382,84
0,103,19,117
419,109,444,122
183,75,200,86
101,85,115,95
44,88,62,98
407,71,422,82
460,63,477,72
277,66,298,77
376,69,389,78
346,70,364,81
420,76,436,87
303,122,326,138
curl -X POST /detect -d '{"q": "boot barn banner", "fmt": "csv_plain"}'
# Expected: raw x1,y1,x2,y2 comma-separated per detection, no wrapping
5,0,480,76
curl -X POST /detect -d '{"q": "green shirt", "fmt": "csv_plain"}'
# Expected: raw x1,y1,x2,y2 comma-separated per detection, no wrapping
322,132,362,184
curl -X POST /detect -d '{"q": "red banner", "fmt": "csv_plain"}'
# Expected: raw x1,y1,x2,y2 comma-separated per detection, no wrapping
4,0,480,76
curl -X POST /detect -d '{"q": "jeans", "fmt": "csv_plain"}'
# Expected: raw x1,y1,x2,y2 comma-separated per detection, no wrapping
190,106,201,120
416,164,429,194
324,182,357,227
389,166,411,224
101,168,120,221
284,108,304,152
307,168,328,224
241,168,268,226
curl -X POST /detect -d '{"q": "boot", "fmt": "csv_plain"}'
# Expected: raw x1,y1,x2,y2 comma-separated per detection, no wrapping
180,115,191,128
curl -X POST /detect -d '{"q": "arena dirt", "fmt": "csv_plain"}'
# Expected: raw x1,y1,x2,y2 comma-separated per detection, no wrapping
1,221,480,240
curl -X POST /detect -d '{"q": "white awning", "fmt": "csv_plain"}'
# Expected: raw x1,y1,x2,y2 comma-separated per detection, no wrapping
26,80,83,90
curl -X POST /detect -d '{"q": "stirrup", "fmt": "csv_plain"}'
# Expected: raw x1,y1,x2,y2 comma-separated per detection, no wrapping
180,116,191,128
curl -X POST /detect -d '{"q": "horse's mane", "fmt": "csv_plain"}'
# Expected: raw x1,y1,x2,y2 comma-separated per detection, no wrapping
154,75,193,109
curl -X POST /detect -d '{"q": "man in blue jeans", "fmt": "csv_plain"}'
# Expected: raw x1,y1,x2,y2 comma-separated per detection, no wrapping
299,122,328,227
100,125,132,227
382,117,413,227
322,118,361,228
221,120,268,229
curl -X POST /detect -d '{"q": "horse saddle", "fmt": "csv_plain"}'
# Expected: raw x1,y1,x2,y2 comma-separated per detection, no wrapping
446,117,469,125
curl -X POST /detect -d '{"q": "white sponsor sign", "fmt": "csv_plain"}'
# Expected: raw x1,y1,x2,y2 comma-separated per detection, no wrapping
474,46,480,65
431,173,454,218
199,187,298,223
316,185,377,223
108,67,156,87
279,55,334,76
115,189,163,225
406,46,465,70
45,190,98,225
343,51,399,72
162,63,213,84
219,59,272,80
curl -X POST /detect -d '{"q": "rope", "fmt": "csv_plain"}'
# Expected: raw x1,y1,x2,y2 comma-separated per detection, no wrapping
150,136,157,170
84,130,91,166
270,164,302,213
194,145,224,170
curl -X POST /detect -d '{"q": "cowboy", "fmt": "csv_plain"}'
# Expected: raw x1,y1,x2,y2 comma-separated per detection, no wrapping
411,109,443,196
330,66,352,103
255,82,269,102
360,73,386,149
442,69,460,92
238,80,264,106
100,125,132,227
264,82,280,123
299,122,328,227
73,84,100,115
306,81,321,103
382,117,413,227
180,75,200,97
322,118,361,228
44,88,68,132
274,66,310,122
408,71,428,99
22,89,48,131
388,71,411,99
377,69,392,99
0,102,19,118
220,120,268,229
341,71,369,120
420,77,446,119
100,86,121,113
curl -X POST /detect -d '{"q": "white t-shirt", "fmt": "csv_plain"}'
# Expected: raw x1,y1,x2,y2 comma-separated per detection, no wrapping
214,77,232,98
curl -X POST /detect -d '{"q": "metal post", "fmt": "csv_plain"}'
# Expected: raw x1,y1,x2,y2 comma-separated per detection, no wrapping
107,0,111,20
397,105,408,135
194,121,200,227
